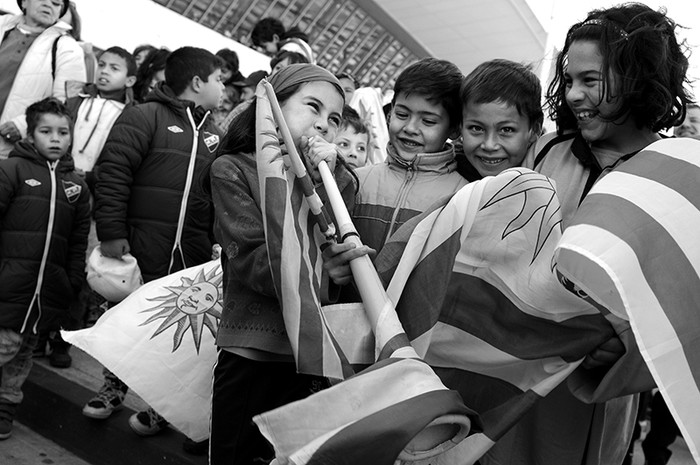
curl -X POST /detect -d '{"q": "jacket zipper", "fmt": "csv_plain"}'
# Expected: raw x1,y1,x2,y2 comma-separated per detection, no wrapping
383,163,416,245
21,160,58,334
167,107,210,274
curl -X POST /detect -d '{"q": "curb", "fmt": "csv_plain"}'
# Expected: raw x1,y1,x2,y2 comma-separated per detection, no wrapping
17,359,207,465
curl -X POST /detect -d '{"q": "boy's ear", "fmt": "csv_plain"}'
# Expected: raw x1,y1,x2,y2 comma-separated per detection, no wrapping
528,122,543,144
191,75,203,93
125,75,137,88
272,34,280,44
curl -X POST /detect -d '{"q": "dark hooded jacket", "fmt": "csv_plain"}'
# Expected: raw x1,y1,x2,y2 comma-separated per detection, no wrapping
94,82,221,282
0,140,90,333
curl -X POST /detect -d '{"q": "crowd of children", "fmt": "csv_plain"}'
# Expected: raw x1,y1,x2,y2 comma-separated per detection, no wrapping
0,2,698,465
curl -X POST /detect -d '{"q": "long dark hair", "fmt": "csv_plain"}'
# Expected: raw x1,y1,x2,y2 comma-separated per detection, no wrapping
546,3,693,134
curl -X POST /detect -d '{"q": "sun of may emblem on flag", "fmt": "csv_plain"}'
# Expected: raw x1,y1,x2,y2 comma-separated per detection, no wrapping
138,265,223,353
480,168,561,263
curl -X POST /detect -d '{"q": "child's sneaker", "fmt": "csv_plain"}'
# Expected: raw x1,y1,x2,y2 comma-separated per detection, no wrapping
0,402,17,440
128,407,168,436
82,385,124,419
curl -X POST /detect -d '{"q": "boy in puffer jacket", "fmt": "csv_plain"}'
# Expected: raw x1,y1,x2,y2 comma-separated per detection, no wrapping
0,97,90,439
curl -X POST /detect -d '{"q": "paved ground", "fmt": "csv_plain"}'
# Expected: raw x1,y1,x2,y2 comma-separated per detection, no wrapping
1,348,206,465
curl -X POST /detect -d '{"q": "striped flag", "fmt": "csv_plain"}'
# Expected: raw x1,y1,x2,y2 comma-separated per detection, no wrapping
62,260,222,442
254,82,352,380
368,167,625,463
554,137,700,463
256,168,621,464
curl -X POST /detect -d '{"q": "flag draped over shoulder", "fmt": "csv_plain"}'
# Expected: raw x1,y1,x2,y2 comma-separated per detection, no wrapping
357,167,623,463
554,137,700,463
254,83,350,380
62,260,222,442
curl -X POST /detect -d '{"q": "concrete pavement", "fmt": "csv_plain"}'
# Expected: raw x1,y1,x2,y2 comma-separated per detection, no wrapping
1,348,207,465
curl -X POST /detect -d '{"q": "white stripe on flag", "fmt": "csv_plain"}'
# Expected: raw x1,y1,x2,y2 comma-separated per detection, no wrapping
589,171,700,278
651,138,700,167
558,224,700,461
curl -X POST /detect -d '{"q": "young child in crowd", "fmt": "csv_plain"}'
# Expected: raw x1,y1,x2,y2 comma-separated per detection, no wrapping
674,103,700,139
334,105,370,169
336,72,358,104
0,97,90,439
211,84,240,132
510,5,694,465
66,46,137,191
250,17,314,63
458,58,543,180
83,47,223,444
351,58,466,253
132,48,170,103
208,63,355,465
270,50,309,76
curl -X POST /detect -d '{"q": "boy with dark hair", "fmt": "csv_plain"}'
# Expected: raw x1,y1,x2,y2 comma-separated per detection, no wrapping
0,97,90,439
350,57,467,252
65,46,137,191
82,46,223,439
334,105,370,168
458,58,542,179
250,17,286,56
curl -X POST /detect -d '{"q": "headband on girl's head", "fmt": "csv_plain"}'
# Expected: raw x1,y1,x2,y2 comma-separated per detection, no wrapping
268,64,345,103
570,18,629,41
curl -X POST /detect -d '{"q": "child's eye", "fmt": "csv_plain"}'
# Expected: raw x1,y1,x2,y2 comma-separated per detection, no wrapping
308,102,319,112
393,111,408,119
500,127,516,134
337,141,348,148
329,116,341,127
467,125,484,133
422,119,437,126
358,145,367,153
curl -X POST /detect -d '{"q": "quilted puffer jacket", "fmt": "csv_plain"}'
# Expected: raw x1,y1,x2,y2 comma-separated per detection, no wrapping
0,140,90,333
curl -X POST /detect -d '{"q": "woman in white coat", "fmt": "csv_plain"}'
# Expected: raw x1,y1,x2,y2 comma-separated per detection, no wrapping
0,0,86,158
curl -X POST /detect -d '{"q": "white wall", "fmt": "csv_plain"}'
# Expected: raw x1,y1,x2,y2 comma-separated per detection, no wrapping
0,0,271,75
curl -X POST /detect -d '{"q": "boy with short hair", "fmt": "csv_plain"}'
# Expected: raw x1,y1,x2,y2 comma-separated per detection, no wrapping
83,46,223,439
335,105,370,169
351,57,467,252
0,97,90,439
65,46,137,191
458,58,543,180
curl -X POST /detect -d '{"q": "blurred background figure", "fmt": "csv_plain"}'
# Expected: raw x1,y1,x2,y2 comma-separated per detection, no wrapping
0,0,86,158
674,103,700,139
132,44,157,69
250,16,314,63
270,50,308,75
132,47,170,103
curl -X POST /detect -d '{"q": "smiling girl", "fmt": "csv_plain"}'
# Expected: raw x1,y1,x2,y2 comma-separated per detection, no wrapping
534,3,693,228
207,64,356,464
504,4,695,465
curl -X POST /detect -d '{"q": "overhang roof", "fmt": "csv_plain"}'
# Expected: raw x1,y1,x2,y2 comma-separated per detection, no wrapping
358,0,548,75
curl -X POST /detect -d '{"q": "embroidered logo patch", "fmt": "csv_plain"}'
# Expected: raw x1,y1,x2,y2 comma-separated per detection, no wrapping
62,180,82,204
203,132,220,153
168,125,184,134
25,179,41,187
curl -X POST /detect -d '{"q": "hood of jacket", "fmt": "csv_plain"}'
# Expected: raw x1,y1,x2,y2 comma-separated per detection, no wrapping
145,82,211,125
10,139,76,172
